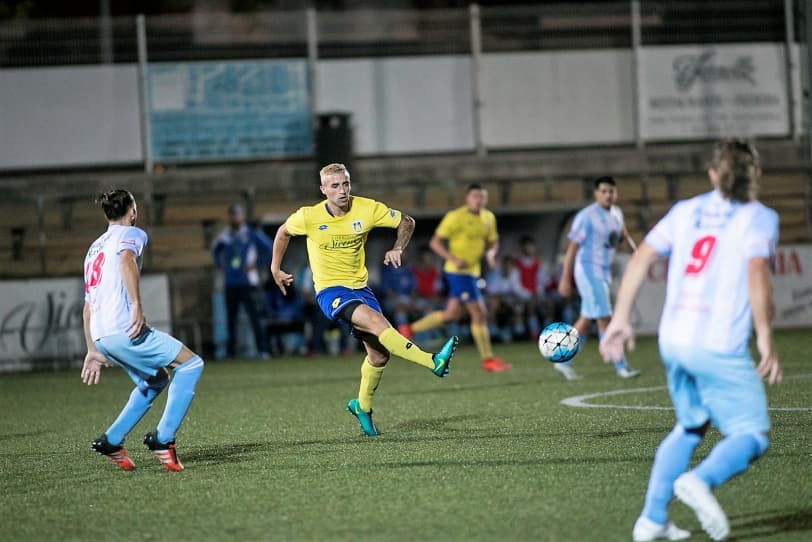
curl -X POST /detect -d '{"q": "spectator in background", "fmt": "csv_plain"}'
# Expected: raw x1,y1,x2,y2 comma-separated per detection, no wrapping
484,255,526,344
379,250,417,329
411,244,443,311
514,235,551,338
212,203,273,359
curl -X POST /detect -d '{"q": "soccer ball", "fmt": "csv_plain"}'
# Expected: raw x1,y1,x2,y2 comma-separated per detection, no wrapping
538,322,581,363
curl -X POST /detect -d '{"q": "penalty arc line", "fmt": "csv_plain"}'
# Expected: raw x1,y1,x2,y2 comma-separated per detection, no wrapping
560,373,812,412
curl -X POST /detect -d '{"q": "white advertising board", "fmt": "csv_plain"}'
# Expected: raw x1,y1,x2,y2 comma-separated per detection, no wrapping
617,244,812,336
0,275,171,370
640,44,789,140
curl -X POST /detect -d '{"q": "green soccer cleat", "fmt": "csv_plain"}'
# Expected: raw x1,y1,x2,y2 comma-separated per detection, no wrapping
431,335,459,378
346,399,379,436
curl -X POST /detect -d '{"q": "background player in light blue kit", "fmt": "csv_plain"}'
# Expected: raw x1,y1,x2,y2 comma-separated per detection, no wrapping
557,176,640,380
600,139,783,541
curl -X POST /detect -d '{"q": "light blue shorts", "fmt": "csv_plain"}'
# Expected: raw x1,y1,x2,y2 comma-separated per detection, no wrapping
445,273,482,303
659,342,770,435
574,267,611,319
95,327,183,380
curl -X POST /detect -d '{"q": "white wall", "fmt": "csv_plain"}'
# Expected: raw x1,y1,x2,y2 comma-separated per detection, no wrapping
0,44,792,169
0,65,143,169
317,55,475,155
480,50,636,147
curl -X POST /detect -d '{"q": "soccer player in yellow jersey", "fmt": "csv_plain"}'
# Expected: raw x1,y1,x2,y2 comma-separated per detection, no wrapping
401,184,511,373
269,163,459,437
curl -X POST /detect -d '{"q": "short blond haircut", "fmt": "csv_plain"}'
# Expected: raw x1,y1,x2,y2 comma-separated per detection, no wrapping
319,163,350,184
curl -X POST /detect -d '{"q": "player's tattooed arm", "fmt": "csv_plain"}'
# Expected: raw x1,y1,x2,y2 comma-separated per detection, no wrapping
384,214,415,267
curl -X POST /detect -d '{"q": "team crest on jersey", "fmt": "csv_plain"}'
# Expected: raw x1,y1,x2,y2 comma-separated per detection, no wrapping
352,221,363,233
332,297,341,309
318,224,328,230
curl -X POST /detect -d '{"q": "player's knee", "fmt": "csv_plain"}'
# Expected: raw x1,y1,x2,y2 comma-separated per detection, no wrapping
746,431,770,457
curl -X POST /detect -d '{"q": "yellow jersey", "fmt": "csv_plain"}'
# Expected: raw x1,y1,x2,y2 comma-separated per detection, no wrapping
435,205,498,278
285,196,402,293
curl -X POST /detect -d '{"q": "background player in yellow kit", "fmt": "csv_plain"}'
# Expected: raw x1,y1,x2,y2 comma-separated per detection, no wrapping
401,183,511,373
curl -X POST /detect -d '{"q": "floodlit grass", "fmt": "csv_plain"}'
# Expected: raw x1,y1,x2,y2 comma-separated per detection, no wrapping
1,329,810,541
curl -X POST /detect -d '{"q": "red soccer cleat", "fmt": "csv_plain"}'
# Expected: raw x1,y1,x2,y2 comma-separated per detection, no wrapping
482,356,512,373
91,435,136,471
144,431,184,472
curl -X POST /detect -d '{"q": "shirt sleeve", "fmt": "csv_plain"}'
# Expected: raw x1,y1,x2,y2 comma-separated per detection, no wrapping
370,200,402,228
644,203,680,257
118,227,147,256
567,209,589,244
744,206,779,260
435,211,455,239
486,211,498,243
285,207,308,236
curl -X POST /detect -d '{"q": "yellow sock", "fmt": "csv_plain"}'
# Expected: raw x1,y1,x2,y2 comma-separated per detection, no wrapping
470,323,493,360
378,327,434,369
358,357,384,412
410,310,445,333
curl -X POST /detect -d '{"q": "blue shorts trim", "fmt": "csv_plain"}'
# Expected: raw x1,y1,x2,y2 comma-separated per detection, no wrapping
659,342,770,435
316,286,383,322
95,327,183,378
574,266,611,319
444,273,482,303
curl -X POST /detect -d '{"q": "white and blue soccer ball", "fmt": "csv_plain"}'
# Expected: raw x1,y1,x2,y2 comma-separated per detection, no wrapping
538,322,582,363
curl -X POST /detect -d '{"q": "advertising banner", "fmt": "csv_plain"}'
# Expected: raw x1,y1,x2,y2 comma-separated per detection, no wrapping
640,44,789,140
0,275,171,371
619,244,812,335
147,60,312,161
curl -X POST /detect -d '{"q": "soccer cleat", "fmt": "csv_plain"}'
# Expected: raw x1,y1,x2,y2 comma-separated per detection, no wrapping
553,363,582,381
143,431,184,472
632,516,690,541
346,398,379,436
397,323,413,340
91,434,136,471
481,356,512,372
617,367,641,379
431,335,459,377
674,472,730,541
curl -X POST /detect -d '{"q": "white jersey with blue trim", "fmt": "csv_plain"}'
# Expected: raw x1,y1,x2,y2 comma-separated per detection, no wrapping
645,190,778,355
569,202,623,280
83,224,149,341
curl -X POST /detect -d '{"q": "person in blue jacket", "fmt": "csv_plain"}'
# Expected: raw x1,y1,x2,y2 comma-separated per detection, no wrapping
212,203,273,358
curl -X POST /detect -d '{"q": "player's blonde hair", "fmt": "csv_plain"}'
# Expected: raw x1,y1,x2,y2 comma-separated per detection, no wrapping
319,163,350,185
711,138,760,203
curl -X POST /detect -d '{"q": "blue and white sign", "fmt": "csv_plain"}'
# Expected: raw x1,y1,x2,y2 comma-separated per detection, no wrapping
147,60,312,161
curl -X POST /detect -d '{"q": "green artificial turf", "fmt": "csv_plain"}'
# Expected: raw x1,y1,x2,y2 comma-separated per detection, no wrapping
1,329,810,541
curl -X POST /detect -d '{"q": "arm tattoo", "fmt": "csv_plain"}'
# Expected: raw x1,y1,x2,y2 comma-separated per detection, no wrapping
393,214,415,251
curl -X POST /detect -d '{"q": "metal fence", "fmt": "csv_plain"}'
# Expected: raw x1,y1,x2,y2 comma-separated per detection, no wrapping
0,1,797,67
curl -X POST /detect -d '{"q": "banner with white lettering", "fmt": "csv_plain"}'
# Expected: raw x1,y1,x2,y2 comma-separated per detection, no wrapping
617,245,812,336
640,44,789,140
0,275,171,371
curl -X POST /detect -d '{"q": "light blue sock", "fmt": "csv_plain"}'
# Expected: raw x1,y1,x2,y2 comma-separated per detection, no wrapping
106,370,169,446
694,432,768,488
642,425,702,524
598,331,628,371
156,356,204,444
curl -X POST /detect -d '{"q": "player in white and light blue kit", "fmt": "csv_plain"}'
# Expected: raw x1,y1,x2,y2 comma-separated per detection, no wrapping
81,189,204,472
601,140,783,541
557,176,640,380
